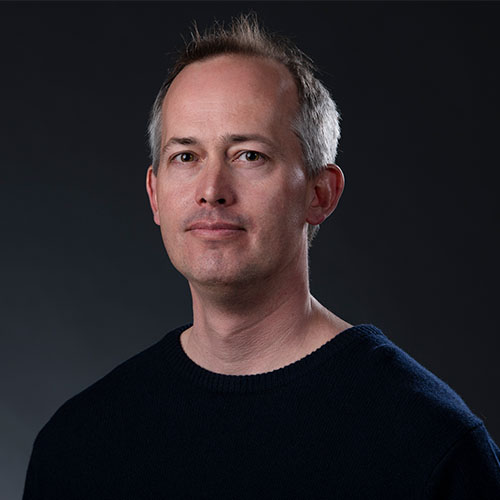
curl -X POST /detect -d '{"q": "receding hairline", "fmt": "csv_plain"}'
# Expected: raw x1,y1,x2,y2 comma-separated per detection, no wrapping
162,52,300,108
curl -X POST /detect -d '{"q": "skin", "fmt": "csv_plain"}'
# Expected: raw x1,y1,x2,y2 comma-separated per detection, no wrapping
146,54,351,375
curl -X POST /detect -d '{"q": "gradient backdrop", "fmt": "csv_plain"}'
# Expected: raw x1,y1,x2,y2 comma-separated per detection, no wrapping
1,2,499,498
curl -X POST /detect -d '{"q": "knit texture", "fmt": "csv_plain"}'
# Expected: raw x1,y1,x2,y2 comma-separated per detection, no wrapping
23,324,500,499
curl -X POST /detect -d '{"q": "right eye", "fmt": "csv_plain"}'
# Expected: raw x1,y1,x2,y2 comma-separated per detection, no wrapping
172,152,196,163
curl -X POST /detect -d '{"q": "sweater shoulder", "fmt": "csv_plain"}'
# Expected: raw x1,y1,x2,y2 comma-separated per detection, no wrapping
36,326,183,442
329,329,487,483
361,333,483,440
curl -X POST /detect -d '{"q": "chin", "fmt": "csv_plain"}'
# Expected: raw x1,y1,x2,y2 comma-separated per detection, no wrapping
187,270,250,288
182,262,266,290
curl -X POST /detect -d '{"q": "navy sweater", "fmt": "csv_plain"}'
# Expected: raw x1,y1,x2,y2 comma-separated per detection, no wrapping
23,324,500,499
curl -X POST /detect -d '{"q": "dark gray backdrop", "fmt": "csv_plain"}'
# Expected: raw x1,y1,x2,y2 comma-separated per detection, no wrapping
1,2,499,498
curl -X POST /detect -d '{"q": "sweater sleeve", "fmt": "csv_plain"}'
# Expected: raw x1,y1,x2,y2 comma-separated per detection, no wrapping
424,423,500,499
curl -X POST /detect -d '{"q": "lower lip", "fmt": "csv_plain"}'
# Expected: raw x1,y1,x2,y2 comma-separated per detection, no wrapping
189,228,244,239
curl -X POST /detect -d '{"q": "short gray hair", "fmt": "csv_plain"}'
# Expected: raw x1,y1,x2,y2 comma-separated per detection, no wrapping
148,13,341,244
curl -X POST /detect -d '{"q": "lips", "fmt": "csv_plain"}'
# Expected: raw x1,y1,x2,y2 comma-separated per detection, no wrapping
187,221,244,231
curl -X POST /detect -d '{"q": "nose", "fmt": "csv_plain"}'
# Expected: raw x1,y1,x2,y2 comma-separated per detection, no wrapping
195,157,236,207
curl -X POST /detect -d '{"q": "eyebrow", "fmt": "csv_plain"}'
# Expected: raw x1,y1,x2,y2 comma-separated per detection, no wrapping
162,136,198,154
161,133,278,155
223,134,277,148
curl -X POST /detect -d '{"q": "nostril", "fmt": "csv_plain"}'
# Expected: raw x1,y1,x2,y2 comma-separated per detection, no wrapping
198,196,227,205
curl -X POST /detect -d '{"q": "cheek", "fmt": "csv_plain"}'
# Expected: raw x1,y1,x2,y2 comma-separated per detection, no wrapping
156,190,186,251
249,175,307,235
277,170,308,216
157,182,186,222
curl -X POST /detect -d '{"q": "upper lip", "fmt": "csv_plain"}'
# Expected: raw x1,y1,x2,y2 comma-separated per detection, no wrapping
187,221,244,231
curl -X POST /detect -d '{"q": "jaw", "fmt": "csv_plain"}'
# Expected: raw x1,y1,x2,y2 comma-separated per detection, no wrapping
187,244,309,315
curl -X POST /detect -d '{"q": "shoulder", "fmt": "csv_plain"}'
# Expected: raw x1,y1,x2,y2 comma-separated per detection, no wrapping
374,334,478,419
332,325,500,494
353,326,483,454
35,325,187,444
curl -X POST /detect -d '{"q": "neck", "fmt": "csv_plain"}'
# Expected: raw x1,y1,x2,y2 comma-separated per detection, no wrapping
180,254,351,375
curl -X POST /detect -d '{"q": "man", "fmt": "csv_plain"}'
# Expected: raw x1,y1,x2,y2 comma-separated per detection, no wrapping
24,14,500,499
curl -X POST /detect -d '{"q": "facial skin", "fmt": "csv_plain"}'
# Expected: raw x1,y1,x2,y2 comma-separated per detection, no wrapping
146,54,343,303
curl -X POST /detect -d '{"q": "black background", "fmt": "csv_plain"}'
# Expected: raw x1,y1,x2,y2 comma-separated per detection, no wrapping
1,2,499,497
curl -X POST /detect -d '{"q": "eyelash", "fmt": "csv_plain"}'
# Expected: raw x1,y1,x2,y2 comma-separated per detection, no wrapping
169,150,269,166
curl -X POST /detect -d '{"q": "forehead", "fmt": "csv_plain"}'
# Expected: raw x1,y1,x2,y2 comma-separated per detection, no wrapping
161,54,300,141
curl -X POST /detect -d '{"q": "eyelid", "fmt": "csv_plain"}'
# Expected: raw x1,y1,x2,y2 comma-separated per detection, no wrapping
234,150,269,162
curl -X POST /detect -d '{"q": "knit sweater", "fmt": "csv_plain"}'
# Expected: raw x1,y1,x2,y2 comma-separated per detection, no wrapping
23,324,500,499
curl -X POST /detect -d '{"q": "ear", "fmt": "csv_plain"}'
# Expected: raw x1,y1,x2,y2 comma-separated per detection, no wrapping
306,164,345,226
145,166,161,226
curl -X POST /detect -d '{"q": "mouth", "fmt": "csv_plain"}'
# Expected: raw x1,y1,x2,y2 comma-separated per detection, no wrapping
187,221,245,239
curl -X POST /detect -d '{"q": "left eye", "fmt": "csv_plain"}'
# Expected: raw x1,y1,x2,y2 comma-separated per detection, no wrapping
237,151,265,162
173,152,196,162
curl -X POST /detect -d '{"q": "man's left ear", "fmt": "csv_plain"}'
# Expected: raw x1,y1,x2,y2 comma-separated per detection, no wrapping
306,164,345,226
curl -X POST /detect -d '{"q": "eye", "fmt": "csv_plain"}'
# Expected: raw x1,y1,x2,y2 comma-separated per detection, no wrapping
172,152,196,163
237,151,267,162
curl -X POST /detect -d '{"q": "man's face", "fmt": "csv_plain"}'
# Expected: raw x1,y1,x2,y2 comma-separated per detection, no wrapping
146,54,316,291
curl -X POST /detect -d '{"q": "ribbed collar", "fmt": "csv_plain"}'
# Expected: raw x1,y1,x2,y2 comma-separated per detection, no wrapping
158,323,386,393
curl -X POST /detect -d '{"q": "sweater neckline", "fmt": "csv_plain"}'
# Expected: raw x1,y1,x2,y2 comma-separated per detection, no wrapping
160,323,385,393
